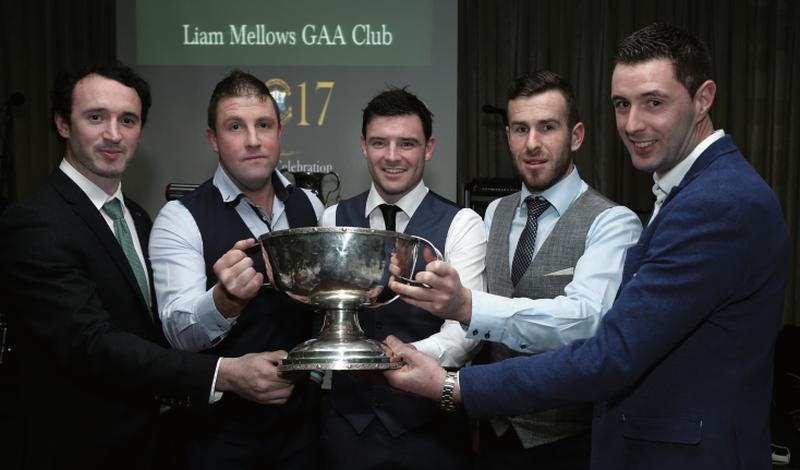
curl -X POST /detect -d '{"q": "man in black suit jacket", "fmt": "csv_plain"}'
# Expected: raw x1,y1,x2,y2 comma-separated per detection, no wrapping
0,63,294,470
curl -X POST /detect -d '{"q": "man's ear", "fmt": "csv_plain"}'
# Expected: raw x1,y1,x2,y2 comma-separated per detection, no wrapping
694,79,717,121
570,121,585,152
54,113,71,139
207,128,219,153
360,135,368,159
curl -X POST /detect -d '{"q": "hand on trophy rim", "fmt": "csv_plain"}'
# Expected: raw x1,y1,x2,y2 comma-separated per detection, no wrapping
383,335,451,402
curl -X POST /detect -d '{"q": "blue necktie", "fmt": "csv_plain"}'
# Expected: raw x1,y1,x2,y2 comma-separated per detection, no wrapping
511,196,551,286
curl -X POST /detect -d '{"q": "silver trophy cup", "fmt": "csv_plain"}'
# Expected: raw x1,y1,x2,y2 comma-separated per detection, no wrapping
259,226,441,371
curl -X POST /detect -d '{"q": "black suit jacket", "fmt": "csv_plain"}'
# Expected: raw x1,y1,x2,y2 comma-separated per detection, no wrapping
0,169,218,469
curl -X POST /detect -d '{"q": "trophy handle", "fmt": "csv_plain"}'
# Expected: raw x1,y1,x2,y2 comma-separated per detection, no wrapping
322,171,341,206
392,235,443,288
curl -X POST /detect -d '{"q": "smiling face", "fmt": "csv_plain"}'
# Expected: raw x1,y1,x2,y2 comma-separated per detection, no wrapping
361,114,434,204
208,95,282,194
505,89,583,193
55,74,142,195
611,58,712,176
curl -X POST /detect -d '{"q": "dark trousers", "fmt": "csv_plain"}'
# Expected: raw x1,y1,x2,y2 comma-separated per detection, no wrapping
184,418,319,470
478,422,591,470
322,409,474,470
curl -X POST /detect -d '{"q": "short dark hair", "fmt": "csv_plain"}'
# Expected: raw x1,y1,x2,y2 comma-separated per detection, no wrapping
361,87,433,141
507,71,580,128
614,23,712,97
51,62,152,130
207,70,280,130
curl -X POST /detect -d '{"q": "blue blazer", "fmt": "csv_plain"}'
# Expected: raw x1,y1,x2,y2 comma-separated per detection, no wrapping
460,135,789,470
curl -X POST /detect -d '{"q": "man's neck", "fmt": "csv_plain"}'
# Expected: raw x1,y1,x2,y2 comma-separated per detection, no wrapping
243,182,275,217
64,153,120,196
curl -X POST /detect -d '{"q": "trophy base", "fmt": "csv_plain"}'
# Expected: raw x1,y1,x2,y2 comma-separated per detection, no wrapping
278,337,402,371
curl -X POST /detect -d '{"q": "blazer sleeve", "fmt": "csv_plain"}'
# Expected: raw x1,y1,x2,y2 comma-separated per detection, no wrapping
459,173,788,418
1,201,218,404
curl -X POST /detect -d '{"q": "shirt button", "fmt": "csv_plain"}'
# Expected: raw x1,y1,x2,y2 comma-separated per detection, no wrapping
484,332,491,339
472,330,478,336
520,344,527,349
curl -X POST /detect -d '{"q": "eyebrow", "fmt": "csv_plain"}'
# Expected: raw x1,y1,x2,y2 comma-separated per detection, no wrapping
611,90,668,101
367,136,421,144
80,107,140,119
509,118,558,127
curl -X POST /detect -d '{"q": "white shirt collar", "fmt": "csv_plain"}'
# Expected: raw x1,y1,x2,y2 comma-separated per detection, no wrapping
59,158,124,209
652,129,725,204
365,180,429,219
212,164,293,203
519,165,581,217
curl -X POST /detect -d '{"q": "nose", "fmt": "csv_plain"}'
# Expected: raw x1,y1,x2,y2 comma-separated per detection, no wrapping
245,126,261,148
103,121,122,142
385,142,401,161
525,130,541,153
624,106,646,135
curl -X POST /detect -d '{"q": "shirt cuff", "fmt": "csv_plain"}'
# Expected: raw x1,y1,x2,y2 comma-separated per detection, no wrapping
466,290,514,343
209,358,224,404
196,289,238,345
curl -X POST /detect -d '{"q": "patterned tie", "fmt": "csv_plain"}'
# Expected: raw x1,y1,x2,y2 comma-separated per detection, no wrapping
102,198,151,306
378,204,401,231
511,196,551,286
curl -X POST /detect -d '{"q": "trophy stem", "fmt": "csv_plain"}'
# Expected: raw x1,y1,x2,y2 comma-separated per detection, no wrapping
278,308,401,371
318,309,366,342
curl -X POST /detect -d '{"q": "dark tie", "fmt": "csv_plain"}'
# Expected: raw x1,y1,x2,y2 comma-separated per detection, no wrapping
511,196,551,286
102,198,151,306
378,204,401,232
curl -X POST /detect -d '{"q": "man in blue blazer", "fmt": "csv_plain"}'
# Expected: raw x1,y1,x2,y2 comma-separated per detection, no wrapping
385,23,789,470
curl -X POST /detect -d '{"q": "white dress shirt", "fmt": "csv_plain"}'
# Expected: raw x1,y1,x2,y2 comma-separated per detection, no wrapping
651,129,726,221
149,165,325,352
468,167,642,353
321,180,486,367
59,159,150,289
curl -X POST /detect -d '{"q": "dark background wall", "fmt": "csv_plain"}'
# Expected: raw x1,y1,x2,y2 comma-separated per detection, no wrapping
1,0,798,324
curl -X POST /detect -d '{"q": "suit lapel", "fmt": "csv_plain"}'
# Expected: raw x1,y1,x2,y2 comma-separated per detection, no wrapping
50,170,150,311
660,135,738,210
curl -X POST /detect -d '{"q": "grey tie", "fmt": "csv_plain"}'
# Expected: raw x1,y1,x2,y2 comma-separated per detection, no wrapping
102,198,151,306
511,196,551,286
378,204,401,232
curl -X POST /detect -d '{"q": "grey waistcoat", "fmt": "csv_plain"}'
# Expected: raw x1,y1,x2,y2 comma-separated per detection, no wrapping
486,187,615,448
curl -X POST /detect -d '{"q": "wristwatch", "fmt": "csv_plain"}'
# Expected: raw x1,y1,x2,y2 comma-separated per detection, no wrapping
439,371,458,412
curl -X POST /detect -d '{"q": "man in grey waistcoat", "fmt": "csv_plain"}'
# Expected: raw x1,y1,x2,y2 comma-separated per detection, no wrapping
388,71,642,469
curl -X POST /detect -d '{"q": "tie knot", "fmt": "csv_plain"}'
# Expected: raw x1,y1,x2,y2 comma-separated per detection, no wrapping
525,196,550,219
378,204,401,231
102,198,124,220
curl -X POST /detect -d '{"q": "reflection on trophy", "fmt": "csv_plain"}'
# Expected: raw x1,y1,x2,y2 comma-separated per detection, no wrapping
281,168,341,206
259,227,442,371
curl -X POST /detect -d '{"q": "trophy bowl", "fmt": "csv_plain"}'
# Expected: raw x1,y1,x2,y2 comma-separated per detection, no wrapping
259,226,440,371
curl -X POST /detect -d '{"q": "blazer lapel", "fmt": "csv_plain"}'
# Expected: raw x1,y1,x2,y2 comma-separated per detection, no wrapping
50,170,150,311
660,135,738,210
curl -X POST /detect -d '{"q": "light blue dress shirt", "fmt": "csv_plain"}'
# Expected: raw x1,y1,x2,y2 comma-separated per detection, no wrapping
149,165,324,352
469,167,642,353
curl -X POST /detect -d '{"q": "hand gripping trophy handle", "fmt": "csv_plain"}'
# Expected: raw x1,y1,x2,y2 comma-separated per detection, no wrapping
389,234,444,289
